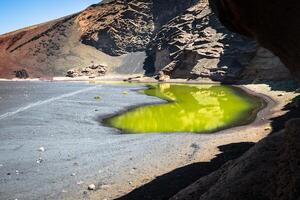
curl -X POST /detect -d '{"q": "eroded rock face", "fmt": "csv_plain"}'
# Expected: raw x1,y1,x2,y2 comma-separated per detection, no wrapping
76,0,154,56
147,0,291,82
149,1,256,82
76,0,199,56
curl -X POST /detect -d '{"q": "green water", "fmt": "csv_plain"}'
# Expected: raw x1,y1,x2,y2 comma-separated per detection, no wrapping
104,84,263,133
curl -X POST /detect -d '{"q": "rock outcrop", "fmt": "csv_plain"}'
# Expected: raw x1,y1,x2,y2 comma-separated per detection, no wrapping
147,0,291,82
66,63,107,78
148,1,256,82
76,0,154,56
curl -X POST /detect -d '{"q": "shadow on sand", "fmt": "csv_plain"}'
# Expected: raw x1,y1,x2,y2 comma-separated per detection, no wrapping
270,95,300,133
115,142,255,200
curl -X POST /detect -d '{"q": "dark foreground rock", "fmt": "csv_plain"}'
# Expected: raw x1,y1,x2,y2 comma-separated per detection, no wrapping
171,119,300,200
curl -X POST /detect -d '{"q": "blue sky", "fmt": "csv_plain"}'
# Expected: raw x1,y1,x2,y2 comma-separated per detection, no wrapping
0,0,101,34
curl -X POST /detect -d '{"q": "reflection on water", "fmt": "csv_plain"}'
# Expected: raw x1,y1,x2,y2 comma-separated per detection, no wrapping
105,84,262,133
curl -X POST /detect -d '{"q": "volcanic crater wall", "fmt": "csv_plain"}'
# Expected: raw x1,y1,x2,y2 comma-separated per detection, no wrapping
0,0,292,81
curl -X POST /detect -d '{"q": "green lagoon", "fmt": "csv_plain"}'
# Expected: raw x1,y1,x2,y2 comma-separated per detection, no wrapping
104,84,263,133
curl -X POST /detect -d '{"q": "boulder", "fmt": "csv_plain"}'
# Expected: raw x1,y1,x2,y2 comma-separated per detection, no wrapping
14,69,29,79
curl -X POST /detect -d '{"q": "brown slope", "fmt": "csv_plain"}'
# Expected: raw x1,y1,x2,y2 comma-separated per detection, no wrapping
0,0,199,79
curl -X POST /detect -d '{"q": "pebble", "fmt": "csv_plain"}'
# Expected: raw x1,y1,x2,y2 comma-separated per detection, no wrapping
71,173,76,176
77,181,84,185
122,91,129,95
100,184,110,189
38,147,45,152
130,167,137,174
88,184,96,190
0,164,3,167
265,127,272,131
278,93,284,97
36,157,43,164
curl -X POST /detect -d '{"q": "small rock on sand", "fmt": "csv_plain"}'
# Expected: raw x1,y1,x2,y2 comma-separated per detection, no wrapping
264,127,272,131
88,184,96,190
100,184,110,189
77,181,84,185
36,157,43,164
38,147,45,152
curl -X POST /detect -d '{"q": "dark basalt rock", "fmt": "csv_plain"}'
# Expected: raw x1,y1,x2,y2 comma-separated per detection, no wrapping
209,0,300,81
14,69,29,79
77,0,198,56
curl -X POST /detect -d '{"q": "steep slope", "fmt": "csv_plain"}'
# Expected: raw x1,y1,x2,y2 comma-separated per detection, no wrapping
0,12,123,78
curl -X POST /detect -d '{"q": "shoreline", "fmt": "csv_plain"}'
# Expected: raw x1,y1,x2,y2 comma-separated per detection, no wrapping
100,84,268,135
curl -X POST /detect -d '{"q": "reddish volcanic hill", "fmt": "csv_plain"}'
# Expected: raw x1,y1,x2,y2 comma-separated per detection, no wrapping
0,0,198,78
